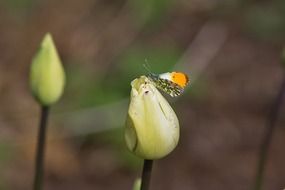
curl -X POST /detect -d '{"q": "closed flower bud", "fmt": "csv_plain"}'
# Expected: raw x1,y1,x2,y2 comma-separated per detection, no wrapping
125,76,179,159
30,33,65,106
132,178,141,190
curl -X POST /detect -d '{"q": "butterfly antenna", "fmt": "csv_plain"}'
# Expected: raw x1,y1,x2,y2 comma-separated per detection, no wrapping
143,59,153,75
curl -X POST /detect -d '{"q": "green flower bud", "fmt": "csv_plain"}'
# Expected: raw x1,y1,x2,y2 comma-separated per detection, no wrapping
30,33,65,106
125,76,180,159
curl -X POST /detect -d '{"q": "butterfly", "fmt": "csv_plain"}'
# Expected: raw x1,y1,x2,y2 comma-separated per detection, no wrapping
143,64,189,97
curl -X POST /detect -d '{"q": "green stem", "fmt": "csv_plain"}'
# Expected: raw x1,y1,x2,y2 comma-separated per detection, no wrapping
141,160,153,190
254,76,285,190
33,106,50,190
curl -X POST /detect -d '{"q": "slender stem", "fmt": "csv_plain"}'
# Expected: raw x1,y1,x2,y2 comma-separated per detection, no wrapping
33,106,50,190
254,76,285,190
141,159,153,190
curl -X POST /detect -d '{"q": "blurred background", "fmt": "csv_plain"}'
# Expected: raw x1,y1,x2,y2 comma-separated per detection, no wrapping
0,0,285,189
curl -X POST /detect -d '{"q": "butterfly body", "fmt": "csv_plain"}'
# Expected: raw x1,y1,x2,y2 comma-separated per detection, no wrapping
147,72,189,97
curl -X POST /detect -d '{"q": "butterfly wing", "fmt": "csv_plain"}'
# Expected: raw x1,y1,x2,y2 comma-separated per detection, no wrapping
157,78,184,97
148,74,184,97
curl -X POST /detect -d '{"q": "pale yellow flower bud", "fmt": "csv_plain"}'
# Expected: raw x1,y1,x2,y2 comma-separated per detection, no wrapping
132,178,141,190
125,76,180,159
30,33,65,106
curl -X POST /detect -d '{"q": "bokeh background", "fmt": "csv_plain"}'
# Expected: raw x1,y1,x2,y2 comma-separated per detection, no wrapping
0,0,285,189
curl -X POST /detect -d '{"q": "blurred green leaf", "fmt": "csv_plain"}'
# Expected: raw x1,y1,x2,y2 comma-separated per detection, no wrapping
2,0,34,12
61,65,125,109
119,46,181,76
0,142,13,166
0,141,12,190
131,0,173,25
83,128,141,170
244,5,285,41
282,47,285,67
186,77,209,101
0,181,5,190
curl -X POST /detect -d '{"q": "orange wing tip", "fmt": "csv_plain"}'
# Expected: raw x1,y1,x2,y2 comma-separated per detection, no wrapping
171,72,189,88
